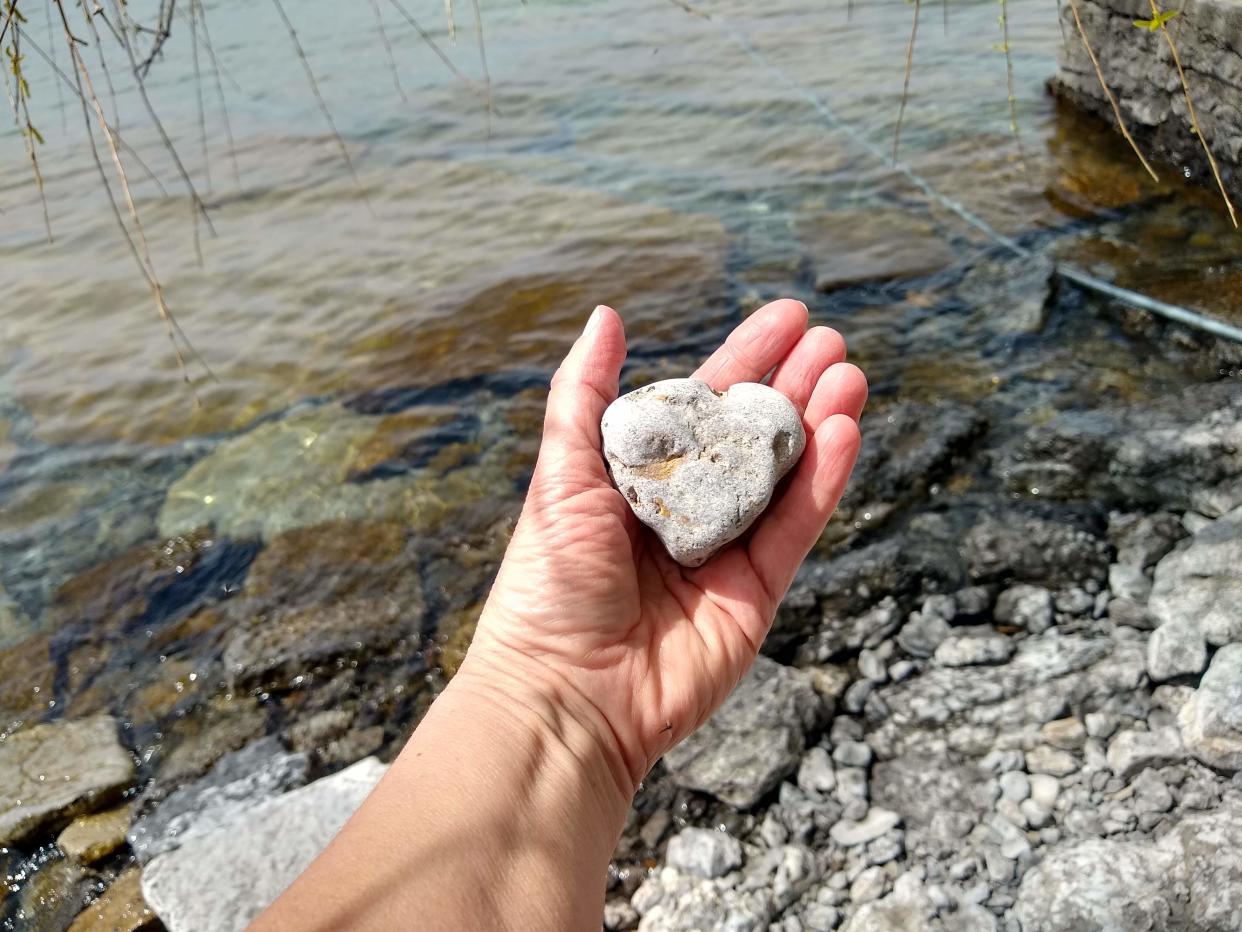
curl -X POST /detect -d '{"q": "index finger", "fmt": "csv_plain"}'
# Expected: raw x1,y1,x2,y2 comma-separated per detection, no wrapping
692,299,808,390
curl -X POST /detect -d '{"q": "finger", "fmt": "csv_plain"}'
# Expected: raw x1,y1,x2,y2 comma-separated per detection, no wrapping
746,414,863,601
768,326,847,413
536,305,627,486
692,299,808,390
805,362,869,425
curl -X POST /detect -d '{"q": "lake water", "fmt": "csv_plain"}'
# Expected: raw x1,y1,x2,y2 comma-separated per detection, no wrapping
0,0,1239,919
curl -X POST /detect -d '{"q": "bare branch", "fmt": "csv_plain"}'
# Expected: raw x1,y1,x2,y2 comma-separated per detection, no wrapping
999,0,1026,170
1149,0,1237,226
893,0,922,162
1067,0,1160,181
4,11,53,241
369,0,408,103
445,0,455,39
469,0,491,129
384,0,489,102
268,0,368,205
189,0,210,193
192,0,239,186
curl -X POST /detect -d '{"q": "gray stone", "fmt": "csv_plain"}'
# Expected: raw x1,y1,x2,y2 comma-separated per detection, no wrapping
965,512,1108,589
829,807,901,847
832,742,873,769
1179,643,1242,771
142,757,387,932
1108,598,1156,630
601,379,805,566
664,656,823,807
1026,746,1077,777
849,866,888,904
1109,511,1186,570
933,635,1015,667
1028,773,1060,809
129,737,310,863
897,610,951,658
1108,564,1151,603
797,747,837,795
1149,506,1242,646
1013,837,1177,931
998,771,1030,803
994,584,1053,634
1147,618,1208,681
1054,587,1096,617
1020,799,1051,829
1106,727,1185,779
665,827,743,879
0,714,134,846
1040,717,1087,751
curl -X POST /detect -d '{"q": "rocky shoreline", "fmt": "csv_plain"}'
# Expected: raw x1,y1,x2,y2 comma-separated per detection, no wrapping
2,345,1239,930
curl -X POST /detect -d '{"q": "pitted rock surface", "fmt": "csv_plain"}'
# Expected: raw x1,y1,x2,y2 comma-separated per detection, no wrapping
601,378,805,567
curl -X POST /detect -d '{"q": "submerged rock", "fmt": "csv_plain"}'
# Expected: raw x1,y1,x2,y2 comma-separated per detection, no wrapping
663,657,823,807
66,866,154,932
0,714,134,846
57,804,132,864
142,756,387,932
601,379,804,567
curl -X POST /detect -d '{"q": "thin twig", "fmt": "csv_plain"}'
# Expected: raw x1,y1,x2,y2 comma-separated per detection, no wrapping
1149,0,1237,226
46,0,67,133
667,0,711,18
0,0,15,47
469,0,491,129
18,25,169,195
106,0,216,265
999,0,1026,170
80,3,123,133
893,0,922,162
189,0,210,193
384,0,488,100
193,0,238,186
445,0,455,39
1067,0,1160,181
368,0,407,103
268,0,368,206
3,11,53,241
52,0,208,399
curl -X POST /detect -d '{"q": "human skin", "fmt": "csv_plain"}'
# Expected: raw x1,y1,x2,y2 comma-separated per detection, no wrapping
253,299,867,931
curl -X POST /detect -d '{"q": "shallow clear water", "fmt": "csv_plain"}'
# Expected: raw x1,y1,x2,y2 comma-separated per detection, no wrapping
0,0,1236,798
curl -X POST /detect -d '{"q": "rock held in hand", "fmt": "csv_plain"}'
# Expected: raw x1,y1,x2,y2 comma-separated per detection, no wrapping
601,378,805,567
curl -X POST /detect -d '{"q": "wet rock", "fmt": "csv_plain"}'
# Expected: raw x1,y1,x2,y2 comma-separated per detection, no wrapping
0,631,55,734
1106,727,1185,779
11,855,98,932
933,635,1015,667
663,657,823,808
57,804,132,864
157,404,508,542
142,756,387,932
601,379,804,567
829,402,985,543
67,866,155,932
1179,643,1242,772
130,736,309,863
795,598,902,664
0,584,31,651
993,584,1053,633
664,828,743,879
1148,505,1242,646
147,695,269,793
996,383,1242,510
0,715,134,845
800,208,957,292
964,509,1109,588
1147,618,1207,681
1109,511,1185,570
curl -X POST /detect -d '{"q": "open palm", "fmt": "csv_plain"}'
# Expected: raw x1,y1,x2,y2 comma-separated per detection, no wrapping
469,299,866,792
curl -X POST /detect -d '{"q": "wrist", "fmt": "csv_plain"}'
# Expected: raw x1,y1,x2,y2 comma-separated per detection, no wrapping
449,645,638,820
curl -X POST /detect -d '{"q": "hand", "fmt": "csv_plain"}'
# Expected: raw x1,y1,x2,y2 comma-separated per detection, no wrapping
462,299,867,802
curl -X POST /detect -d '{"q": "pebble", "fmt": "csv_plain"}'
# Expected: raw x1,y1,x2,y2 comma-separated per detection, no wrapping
1026,746,1078,777
1020,799,1052,828
994,584,1053,633
797,747,837,796
665,827,744,879
849,866,888,904
1040,718,1087,751
600,379,805,567
934,635,1016,667
998,771,1030,802
1106,727,1185,779
832,742,873,769
829,808,902,847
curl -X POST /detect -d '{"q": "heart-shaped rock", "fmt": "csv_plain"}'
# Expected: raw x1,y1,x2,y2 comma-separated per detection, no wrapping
600,378,806,567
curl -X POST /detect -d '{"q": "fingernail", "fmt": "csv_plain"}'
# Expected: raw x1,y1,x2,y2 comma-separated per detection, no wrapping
585,305,605,335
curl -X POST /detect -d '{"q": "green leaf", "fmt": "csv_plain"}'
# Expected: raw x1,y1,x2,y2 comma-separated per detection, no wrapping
1133,9,1179,30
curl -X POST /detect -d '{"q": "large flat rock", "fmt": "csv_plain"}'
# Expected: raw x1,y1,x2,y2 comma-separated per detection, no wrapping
142,756,387,932
0,714,134,846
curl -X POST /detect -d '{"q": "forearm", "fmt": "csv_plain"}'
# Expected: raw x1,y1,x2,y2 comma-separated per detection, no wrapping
253,652,634,932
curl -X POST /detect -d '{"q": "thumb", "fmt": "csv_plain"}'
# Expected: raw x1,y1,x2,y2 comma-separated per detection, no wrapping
533,305,627,492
